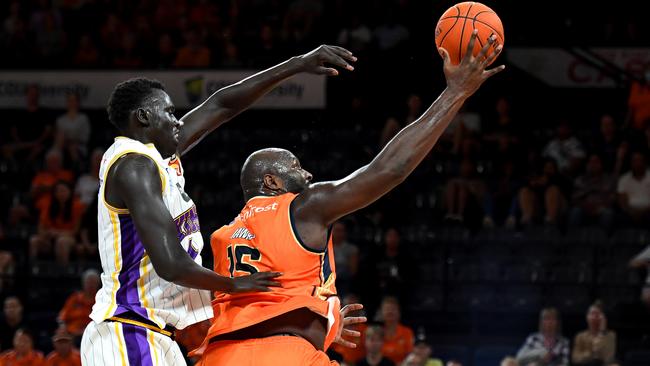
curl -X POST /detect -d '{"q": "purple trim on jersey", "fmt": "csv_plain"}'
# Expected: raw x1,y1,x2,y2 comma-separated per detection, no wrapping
187,241,198,259
122,322,154,366
114,215,149,320
173,205,201,243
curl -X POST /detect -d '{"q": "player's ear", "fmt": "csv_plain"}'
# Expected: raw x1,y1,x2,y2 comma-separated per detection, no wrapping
135,108,151,126
263,174,283,192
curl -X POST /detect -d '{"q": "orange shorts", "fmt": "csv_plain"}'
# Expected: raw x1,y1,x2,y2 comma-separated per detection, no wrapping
200,335,339,366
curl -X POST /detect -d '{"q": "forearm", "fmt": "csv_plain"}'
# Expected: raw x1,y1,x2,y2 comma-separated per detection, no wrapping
165,255,233,293
370,88,466,179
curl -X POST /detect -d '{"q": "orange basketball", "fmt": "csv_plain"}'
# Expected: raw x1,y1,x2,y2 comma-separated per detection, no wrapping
435,2,504,65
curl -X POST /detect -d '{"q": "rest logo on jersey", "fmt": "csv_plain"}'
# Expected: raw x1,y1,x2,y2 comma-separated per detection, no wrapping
174,205,201,242
230,227,255,240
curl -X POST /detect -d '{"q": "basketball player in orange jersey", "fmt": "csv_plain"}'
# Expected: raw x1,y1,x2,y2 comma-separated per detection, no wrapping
199,31,504,365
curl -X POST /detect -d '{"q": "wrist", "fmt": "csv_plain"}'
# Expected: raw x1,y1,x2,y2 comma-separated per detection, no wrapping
288,56,307,73
442,86,470,103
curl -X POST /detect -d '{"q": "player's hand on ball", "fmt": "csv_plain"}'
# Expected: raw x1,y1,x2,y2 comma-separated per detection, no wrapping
334,303,367,348
439,29,505,98
297,45,357,76
229,271,282,293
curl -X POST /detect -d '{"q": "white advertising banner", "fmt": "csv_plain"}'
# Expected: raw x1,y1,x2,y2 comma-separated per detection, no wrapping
507,48,650,88
0,71,326,109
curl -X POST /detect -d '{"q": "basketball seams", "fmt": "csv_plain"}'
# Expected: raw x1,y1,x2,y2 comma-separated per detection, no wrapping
458,2,475,64
440,14,504,42
437,5,461,49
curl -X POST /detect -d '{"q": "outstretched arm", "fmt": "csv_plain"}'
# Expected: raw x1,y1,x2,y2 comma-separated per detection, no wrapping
178,45,356,155
107,154,280,293
293,31,504,240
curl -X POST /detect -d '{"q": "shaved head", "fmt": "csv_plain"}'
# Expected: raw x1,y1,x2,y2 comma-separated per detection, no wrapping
240,148,312,200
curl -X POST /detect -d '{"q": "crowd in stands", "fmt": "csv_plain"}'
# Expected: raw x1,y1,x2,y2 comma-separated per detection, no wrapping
1,1,650,366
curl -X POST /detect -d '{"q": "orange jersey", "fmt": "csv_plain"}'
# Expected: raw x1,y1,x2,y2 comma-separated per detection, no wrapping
44,350,81,366
58,291,94,336
382,324,415,365
206,193,338,347
0,350,45,366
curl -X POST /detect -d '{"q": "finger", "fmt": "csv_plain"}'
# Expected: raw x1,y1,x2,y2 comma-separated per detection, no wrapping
476,34,496,62
336,339,357,349
330,46,357,62
438,47,452,68
342,329,361,338
324,52,354,71
483,64,506,78
256,272,283,279
252,286,272,292
482,44,503,67
341,303,364,314
343,316,367,326
314,66,339,76
260,280,282,287
462,29,478,62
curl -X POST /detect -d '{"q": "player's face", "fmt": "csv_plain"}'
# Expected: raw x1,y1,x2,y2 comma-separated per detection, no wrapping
281,156,312,194
146,89,182,158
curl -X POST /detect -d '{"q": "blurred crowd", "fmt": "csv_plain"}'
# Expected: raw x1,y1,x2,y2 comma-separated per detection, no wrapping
1,1,650,366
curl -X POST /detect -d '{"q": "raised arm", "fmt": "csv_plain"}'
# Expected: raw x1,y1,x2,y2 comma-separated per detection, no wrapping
177,45,356,155
107,154,280,292
294,32,504,232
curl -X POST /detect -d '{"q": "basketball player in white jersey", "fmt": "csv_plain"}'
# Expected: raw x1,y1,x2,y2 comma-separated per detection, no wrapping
80,45,357,366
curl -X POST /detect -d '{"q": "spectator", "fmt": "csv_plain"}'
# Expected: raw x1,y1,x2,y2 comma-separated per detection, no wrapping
44,327,80,366
332,293,367,365
378,296,414,365
7,85,54,162
516,307,569,366
501,357,519,366
30,181,85,266
483,96,522,160
0,297,26,351
401,332,443,366
487,160,521,227
72,33,100,67
0,328,45,366
510,158,570,227
444,158,489,228
625,64,650,131
174,28,210,68
31,149,75,209
155,33,176,69
57,269,99,338
590,114,624,175
251,24,284,67
54,91,91,166
332,221,359,297
221,41,243,68
357,325,395,366
445,361,463,366
629,245,650,307
571,301,616,366
616,151,650,225
0,224,14,292
33,10,66,65
75,195,97,262
112,31,143,68
365,228,414,307
336,14,372,55
373,11,409,53
568,154,615,230
74,148,102,206
542,121,586,176
380,94,423,148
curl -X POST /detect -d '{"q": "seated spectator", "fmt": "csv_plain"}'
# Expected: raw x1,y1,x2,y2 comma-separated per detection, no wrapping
174,28,211,68
45,327,80,366
357,325,395,366
74,148,102,207
571,301,616,366
54,91,91,167
378,296,414,365
501,356,519,366
400,332,443,366
332,221,359,298
629,245,650,307
482,96,522,158
379,94,424,148
516,307,569,366
75,195,98,262
510,158,571,227
7,84,54,162
590,114,624,175
31,149,75,209
444,158,488,228
29,181,85,266
72,34,100,67
568,154,615,230
154,33,176,69
0,296,26,351
617,151,650,225
57,269,100,339
332,293,367,365
542,121,586,176
0,328,45,366
487,160,520,226
175,319,210,365
0,224,14,292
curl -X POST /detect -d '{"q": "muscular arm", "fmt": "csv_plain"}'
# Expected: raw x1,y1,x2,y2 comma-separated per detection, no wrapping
293,32,504,249
178,45,356,155
107,154,236,292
